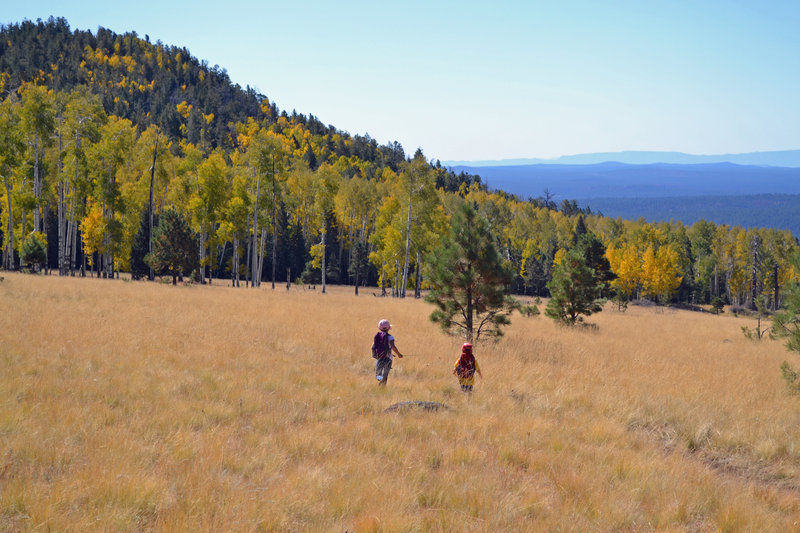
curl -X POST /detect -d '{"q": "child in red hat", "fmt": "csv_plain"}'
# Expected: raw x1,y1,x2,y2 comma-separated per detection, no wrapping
453,343,482,392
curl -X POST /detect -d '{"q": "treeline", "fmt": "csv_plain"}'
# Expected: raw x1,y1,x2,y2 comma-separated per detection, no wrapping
0,17,797,308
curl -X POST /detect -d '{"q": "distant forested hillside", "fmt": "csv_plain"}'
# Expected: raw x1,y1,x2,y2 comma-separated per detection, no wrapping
581,194,800,239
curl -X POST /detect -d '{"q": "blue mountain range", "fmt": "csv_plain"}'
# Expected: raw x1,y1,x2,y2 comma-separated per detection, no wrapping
447,150,800,237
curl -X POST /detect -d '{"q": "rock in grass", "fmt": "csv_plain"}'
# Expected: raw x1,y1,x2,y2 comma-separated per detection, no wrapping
385,401,450,413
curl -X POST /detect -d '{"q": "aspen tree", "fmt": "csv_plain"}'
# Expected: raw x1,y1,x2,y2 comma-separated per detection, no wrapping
0,96,24,270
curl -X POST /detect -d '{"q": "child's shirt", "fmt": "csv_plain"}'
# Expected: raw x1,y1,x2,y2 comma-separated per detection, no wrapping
454,357,480,375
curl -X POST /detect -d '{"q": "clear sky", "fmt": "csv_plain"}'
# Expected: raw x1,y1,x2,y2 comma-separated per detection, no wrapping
3,1,800,162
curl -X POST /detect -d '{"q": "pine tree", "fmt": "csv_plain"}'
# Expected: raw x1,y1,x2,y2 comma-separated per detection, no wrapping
130,208,157,280
425,201,537,343
545,247,604,326
772,252,800,390
147,208,198,285
20,232,48,272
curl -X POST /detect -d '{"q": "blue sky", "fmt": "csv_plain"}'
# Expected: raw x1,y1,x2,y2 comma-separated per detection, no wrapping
3,1,799,162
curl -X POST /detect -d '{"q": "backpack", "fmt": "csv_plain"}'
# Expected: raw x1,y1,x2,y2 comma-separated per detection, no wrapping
372,331,390,359
457,354,476,378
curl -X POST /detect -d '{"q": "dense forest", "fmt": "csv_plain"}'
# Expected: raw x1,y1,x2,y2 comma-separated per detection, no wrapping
0,17,797,308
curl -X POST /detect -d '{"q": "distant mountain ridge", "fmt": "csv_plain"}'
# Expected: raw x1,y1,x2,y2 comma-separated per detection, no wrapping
445,150,800,168
447,155,800,237
447,161,800,201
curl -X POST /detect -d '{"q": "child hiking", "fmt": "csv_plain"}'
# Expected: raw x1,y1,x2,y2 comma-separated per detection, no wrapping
454,343,482,392
372,319,403,385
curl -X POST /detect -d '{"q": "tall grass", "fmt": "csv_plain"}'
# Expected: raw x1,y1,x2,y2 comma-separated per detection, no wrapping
1,272,799,531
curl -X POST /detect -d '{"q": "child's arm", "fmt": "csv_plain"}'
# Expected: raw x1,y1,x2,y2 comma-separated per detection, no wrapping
390,340,403,358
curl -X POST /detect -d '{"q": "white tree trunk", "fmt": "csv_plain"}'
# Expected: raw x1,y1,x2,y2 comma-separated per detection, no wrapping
321,231,327,294
33,132,41,233
3,176,14,270
401,195,412,297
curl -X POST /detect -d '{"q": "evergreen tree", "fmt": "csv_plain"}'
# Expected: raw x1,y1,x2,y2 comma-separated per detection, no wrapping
576,231,616,296
772,252,800,390
20,233,48,272
147,208,198,285
425,201,537,343
545,247,604,326
130,209,157,280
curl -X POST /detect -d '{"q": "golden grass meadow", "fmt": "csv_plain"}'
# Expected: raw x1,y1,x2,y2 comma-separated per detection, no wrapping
2,272,800,531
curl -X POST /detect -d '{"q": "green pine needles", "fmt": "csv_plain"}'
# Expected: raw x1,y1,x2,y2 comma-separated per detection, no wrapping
146,208,198,285
772,253,800,391
545,247,605,326
424,201,537,343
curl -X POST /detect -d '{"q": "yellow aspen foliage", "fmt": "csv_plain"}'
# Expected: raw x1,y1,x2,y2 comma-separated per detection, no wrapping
640,245,659,299
553,248,567,266
176,101,192,118
203,113,214,125
640,244,683,301
80,203,106,261
606,242,641,297
728,229,750,303
309,243,324,269
654,244,683,300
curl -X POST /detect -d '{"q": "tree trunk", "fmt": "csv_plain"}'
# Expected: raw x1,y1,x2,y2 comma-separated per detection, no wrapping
465,272,474,343
271,156,277,289
252,174,260,287
353,234,361,296
750,235,761,310
321,231,327,294
401,195,412,297
33,132,41,233
3,176,14,270
200,230,208,284
149,139,157,281
233,237,239,287
415,250,422,298
68,133,81,276
57,131,66,275
394,260,400,298
257,226,266,286
245,233,252,287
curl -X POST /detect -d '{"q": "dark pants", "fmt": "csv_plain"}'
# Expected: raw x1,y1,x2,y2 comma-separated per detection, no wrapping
376,356,392,385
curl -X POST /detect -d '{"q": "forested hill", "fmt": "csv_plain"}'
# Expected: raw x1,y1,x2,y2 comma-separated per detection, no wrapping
0,17,266,151
0,17,479,186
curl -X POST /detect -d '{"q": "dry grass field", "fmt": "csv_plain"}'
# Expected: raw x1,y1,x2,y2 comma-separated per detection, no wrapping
2,272,800,531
